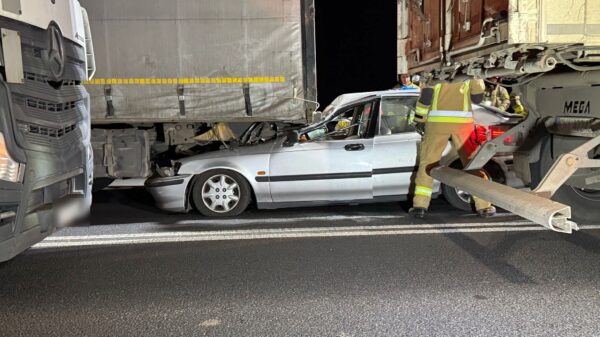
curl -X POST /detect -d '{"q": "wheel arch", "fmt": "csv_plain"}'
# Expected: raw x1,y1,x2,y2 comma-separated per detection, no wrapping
185,166,258,212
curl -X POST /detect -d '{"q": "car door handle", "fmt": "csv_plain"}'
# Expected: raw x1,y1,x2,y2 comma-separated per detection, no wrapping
345,143,365,151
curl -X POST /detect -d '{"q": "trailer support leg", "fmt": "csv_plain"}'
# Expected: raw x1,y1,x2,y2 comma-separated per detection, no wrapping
533,134,600,198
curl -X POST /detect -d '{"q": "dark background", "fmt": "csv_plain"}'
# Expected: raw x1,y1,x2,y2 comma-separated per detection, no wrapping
314,1,398,109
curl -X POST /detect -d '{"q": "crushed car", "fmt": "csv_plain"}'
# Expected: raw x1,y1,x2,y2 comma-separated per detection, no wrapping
146,88,525,216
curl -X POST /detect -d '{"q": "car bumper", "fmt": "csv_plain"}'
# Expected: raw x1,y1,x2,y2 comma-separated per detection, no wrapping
145,175,193,212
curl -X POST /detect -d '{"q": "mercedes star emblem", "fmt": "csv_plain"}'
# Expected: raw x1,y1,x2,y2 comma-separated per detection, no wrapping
46,24,65,80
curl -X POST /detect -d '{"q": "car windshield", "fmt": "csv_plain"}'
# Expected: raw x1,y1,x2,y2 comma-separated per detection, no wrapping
322,95,345,120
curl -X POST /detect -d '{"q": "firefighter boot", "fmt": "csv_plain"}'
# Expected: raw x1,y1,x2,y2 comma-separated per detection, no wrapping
477,206,497,218
408,207,427,219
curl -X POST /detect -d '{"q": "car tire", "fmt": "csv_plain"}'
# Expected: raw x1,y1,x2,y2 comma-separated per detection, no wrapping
441,183,473,211
441,161,503,211
533,136,600,224
191,169,252,217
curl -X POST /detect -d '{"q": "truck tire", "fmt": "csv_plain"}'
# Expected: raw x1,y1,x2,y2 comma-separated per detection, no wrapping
535,136,600,224
191,169,252,217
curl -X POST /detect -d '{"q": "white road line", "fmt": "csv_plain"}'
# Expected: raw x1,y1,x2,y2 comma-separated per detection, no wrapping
48,221,535,241
112,212,519,227
32,224,600,249
175,214,409,225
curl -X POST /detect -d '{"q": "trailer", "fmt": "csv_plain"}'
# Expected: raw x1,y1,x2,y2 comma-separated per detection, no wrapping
80,0,317,181
397,0,600,232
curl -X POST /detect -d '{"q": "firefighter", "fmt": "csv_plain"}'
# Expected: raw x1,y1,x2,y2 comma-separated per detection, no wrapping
394,73,419,89
484,77,510,111
510,92,528,118
409,78,496,218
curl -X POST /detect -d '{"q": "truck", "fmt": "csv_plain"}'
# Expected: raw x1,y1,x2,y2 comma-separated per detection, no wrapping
397,0,600,232
0,0,95,261
79,0,317,185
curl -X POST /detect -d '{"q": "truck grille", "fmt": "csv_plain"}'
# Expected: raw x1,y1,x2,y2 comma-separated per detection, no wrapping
20,123,77,138
12,93,83,125
23,72,81,86
26,98,77,112
18,122,79,149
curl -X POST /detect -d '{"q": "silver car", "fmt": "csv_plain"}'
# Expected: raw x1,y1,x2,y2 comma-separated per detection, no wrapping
146,89,524,217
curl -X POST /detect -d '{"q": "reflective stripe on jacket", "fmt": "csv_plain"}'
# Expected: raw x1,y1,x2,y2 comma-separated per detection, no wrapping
427,81,473,123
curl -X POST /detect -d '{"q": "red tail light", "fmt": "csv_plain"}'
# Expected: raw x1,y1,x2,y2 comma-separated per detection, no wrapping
489,125,505,139
489,125,515,145
472,125,511,145
473,125,487,144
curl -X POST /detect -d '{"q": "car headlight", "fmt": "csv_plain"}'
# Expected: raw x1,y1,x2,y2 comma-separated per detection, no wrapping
0,132,23,183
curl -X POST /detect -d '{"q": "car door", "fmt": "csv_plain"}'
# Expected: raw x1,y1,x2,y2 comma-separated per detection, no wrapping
268,101,377,203
372,95,451,198
372,95,421,197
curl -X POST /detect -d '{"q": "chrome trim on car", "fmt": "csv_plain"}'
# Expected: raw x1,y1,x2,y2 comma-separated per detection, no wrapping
256,166,419,183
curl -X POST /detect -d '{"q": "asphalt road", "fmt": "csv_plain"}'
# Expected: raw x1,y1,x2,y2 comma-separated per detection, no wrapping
1,189,600,337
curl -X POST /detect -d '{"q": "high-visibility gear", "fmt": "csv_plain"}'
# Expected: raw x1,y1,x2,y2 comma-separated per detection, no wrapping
412,79,491,211
510,93,528,118
414,80,485,124
412,122,492,211
334,118,352,131
393,83,419,90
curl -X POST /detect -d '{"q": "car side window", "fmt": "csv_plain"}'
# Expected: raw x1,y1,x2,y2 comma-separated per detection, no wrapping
327,101,374,140
378,97,418,136
356,102,375,139
300,100,377,142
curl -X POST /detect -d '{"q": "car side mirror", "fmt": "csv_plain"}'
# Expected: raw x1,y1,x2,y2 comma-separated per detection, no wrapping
283,130,298,147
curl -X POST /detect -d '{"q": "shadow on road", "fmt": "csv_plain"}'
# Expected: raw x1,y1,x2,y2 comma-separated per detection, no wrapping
444,232,538,285
564,231,600,255
85,189,524,231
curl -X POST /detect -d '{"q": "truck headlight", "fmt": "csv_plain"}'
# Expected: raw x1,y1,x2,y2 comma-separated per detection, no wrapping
87,143,94,162
0,132,23,183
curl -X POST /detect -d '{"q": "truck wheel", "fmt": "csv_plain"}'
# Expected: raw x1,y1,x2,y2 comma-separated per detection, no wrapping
191,169,252,217
535,136,600,224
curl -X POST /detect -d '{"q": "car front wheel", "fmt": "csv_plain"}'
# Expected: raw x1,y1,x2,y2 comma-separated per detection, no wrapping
191,169,252,217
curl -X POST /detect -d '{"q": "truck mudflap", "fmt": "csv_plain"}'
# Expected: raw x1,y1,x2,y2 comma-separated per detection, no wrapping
431,167,578,233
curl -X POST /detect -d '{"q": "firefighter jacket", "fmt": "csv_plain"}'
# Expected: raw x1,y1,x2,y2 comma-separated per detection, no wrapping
414,79,485,124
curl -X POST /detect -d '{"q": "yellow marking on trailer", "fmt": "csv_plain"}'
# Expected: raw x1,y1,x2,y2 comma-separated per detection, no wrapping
84,77,287,85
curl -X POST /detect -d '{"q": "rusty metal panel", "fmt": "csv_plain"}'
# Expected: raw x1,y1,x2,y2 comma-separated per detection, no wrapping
451,0,508,51
404,0,442,69
452,0,483,49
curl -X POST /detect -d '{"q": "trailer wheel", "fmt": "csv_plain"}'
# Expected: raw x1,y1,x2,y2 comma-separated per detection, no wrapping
191,169,252,217
535,136,600,224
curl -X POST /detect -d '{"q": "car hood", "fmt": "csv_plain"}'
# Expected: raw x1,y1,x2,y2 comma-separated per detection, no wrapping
178,139,277,165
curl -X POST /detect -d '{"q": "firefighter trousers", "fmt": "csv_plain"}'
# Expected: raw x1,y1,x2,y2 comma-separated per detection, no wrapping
412,122,492,211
